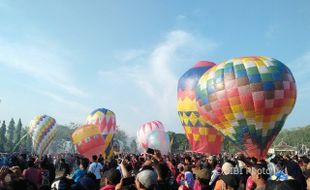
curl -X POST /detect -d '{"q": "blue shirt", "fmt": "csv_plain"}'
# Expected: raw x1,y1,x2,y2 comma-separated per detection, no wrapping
72,169,87,183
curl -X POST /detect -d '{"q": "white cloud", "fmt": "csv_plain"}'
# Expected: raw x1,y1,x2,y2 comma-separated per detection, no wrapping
97,30,219,133
0,38,87,97
115,49,147,62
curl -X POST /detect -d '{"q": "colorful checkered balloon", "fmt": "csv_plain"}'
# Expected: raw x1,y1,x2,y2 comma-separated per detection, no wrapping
177,61,224,154
196,56,297,159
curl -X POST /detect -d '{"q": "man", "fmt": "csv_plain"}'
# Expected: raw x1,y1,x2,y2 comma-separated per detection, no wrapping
135,169,158,190
251,163,269,190
100,169,121,190
88,155,103,190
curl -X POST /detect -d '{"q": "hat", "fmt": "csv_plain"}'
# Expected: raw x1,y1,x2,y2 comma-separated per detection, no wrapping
137,169,157,188
196,168,211,180
220,174,239,188
104,169,121,185
222,162,234,175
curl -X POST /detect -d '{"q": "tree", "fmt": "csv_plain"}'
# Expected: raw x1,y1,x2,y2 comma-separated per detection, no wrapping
6,118,15,152
168,131,189,153
0,121,7,152
14,119,22,151
130,139,137,153
113,127,128,147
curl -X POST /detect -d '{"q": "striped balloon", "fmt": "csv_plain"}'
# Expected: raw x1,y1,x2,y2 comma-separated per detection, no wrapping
177,61,224,154
137,120,164,150
196,56,297,159
29,115,57,157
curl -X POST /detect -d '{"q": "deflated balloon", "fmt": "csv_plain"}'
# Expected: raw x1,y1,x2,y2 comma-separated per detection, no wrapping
196,56,297,159
177,61,224,154
86,108,116,158
72,124,105,160
29,115,57,157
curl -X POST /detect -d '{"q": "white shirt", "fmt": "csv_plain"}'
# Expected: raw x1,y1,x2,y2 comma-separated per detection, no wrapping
88,162,103,179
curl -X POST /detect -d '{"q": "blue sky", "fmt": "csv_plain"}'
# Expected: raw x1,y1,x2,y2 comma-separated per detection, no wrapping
0,0,309,137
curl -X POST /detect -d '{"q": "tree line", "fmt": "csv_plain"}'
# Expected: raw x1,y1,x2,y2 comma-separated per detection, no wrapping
0,119,32,153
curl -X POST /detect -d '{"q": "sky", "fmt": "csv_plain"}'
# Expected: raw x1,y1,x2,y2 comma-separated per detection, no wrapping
0,0,309,137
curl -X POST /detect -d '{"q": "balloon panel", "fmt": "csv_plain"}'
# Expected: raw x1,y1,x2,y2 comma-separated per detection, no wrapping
147,130,170,155
196,56,297,158
137,120,164,148
72,124,105,160
177,61,223,154
86,108,116,135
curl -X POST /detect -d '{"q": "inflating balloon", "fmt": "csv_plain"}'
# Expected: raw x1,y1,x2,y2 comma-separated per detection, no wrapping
147,130,170,155
72,124,105,160
137,120,164,149
86,108,116,158
177,61,224,154
29,115,57,157
196,56,297,159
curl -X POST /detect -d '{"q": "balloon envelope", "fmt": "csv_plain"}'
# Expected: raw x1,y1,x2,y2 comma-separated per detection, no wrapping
30,115,57,157
72,124,105,160
196,56,297,159
86,108,116,158
148,131,170,155
137,120,164,149
177,61,224,154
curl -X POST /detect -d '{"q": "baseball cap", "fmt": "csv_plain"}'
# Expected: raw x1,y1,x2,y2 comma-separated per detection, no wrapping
137,169,157,189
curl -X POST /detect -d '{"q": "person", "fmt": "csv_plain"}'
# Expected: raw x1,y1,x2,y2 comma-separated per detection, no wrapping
39,161,50,187
213,162,234,190
71,158,89,183
135,169,157,190
100,169,121,190
71,173,97,190
154,162,177,190
251,163,269,190
194,168,211,190
220,174,239,190
88,155,103,190
51,164,73,190
23,160,42,188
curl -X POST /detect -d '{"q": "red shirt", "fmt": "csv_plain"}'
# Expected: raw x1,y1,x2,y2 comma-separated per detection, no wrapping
100,184,116,190
22,167,42,187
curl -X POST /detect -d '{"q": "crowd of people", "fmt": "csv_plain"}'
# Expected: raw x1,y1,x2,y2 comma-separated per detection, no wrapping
0,151,310,190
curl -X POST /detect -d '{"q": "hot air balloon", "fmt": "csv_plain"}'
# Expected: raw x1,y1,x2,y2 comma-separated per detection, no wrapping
147,130,170,155
72,124,105,160
137,120,164,150
86,108,116,158
196,56,297,159
29,115,57,157
177,61,224,154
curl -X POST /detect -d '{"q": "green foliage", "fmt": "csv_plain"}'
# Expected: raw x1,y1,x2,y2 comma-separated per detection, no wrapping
6,119,15,151
14,119,22,150
0,121,7,152
168,131,189,153
113,127,129,147
273,125,310,148
129,139,137,153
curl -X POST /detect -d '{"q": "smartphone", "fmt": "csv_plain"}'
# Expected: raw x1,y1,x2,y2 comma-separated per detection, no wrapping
122,176,135,186
146,148,155,155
